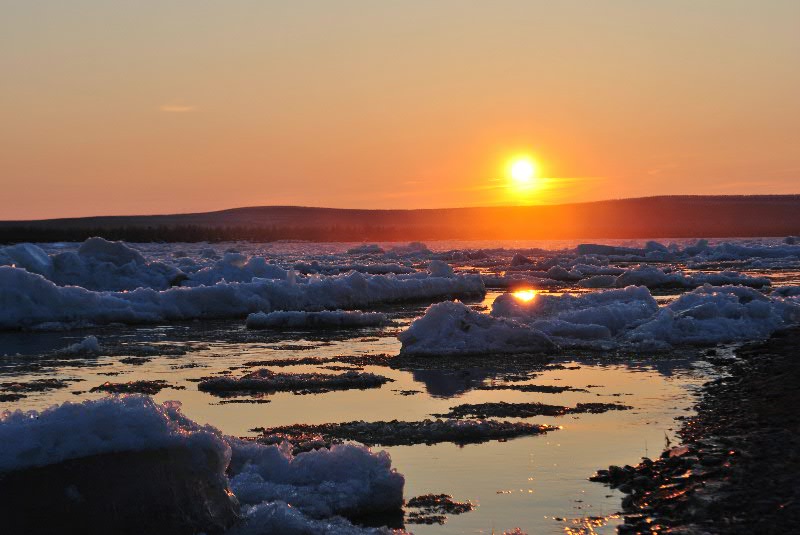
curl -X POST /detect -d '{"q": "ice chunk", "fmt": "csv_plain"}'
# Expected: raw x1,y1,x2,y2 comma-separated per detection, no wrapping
293,262,414,276
56,335,101,355
230,501,403,535
0,238,187,291
388,242,431,256
614,265,684,288
509,253,533,267
773,286,800,298
0,243,53,277
0,396,228,473
346,244,385,255
546,265,582,281
427,260,454,278
246,310,387,329
0,266,483,330
492,286,659,335
187,254,288,286
578,275,617,288
576,244,645,256
614,264,769,289
0,396,405,533
398,301,556,355
491,286,659,349
77,237,146,266
694,241,800,261
625,285,800,348
228,439,404,518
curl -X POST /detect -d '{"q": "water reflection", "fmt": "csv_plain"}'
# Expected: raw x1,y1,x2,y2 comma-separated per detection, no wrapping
0,305,715,535
410,368,494,397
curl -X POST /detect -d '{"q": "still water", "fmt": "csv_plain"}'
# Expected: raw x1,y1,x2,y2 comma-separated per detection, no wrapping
0,292,713,534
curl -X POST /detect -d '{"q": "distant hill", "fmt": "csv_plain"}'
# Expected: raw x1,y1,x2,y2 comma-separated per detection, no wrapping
1,195,799,243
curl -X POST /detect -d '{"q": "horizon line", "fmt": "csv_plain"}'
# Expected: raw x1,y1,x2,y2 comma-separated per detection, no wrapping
4,193,800,224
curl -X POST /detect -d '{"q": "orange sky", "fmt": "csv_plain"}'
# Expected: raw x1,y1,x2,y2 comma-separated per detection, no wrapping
1,1,799,220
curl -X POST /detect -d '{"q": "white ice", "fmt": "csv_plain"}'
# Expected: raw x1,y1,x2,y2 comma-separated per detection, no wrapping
246,310,388,329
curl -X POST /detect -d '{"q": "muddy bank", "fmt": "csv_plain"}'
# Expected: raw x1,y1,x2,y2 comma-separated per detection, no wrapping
592,327,800,534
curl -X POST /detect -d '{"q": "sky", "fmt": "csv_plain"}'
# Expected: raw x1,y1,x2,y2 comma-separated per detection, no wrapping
1,0,799,220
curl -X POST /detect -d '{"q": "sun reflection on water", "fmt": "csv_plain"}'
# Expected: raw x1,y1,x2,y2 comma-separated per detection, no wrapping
512,289,538,302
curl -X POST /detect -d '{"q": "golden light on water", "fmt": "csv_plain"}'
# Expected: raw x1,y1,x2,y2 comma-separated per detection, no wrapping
512,289,538,302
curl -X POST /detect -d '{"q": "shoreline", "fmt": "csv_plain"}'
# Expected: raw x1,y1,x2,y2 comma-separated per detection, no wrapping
592,327,800,533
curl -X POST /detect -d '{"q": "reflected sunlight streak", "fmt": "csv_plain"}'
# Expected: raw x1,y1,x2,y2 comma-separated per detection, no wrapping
512,289,538,302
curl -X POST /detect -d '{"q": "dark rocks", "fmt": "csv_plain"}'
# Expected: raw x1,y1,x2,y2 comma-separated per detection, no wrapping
198,368,392,395
252,419,558,452
476,383,588,394
0,378,73,400
405,493,475,525
90,380,184,395
590,326,800,534
433,401,631,419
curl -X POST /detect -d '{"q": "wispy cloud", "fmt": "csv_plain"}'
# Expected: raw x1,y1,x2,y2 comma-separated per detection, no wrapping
159,104,196,113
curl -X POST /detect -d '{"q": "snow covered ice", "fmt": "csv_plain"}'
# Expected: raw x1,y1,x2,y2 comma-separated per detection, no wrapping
0,396,405,533
0,254,483,330
398,301,556,355
246,310,388,329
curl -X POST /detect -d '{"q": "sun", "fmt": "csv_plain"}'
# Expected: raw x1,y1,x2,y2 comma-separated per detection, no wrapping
508,156,538,186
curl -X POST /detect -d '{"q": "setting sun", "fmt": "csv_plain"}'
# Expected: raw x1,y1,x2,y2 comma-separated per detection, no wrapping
509,157,537,185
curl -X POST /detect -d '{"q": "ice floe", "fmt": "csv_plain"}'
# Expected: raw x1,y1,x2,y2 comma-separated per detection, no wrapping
230,501,403,535
0,396,405,533
398,301,556,356
56,335,102,355
401,284,800,353
246,310,388,329
0,266,483,330
613,265,769,289
346,244,385,255
185,253,288,286
0,238,184,291
0,396,227,473
492,286,659,348
624,285,800,349
228,438,404,518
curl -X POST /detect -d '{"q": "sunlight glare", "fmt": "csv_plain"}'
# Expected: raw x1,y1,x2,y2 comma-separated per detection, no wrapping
509,157,537,185
512,289,538,302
